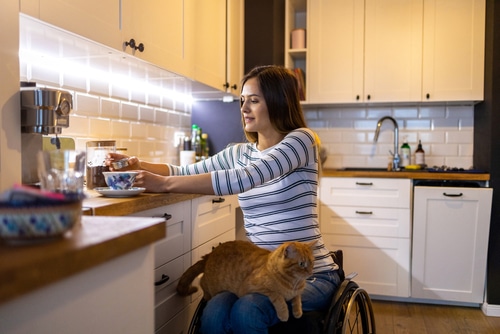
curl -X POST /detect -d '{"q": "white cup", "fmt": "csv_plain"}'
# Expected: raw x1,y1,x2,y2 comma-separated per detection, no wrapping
180,150,196,165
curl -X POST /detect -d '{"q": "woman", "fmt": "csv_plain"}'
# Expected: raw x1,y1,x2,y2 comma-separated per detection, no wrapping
107,65,340,333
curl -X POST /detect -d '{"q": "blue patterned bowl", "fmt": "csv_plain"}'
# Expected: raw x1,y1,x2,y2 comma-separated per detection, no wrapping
0,200,82,242
102,172,138,190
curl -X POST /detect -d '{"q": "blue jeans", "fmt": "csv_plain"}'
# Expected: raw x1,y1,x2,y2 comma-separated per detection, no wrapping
199,270,341,334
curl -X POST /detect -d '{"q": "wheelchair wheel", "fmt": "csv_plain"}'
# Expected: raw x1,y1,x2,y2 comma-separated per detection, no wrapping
188,298,206,334
324,281,376,334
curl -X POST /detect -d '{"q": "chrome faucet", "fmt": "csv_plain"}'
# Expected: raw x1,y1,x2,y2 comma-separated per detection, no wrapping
374,116,400,171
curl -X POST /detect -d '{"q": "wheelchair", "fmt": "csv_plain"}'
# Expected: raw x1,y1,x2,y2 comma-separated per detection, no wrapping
187,250,376,334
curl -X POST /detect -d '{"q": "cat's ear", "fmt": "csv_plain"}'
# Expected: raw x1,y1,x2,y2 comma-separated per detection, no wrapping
307,240,318,249
284,242,298,258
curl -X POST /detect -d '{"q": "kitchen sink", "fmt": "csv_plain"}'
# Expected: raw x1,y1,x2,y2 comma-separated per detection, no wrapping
338,167,389,171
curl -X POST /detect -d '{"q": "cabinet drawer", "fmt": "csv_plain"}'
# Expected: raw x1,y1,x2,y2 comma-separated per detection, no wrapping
190,229,236,301
131,200,191,268
154,253,191,331
320,177,411,208
323,234,410,298
192,195,237,248
320,205,410,238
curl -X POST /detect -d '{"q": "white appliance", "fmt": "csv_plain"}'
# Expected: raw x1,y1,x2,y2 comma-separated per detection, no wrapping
412,180,493,304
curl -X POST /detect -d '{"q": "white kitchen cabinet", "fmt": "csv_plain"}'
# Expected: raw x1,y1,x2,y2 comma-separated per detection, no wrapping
190,195,238,301
422,0,485,102
20,0,121,48
191,194,238,249
193,0,243,94
320,177,412,297
301,0,485,104
307,0,422,104
412,186,492,303
133,195,238,332
20,0,194,78
130,200,192,333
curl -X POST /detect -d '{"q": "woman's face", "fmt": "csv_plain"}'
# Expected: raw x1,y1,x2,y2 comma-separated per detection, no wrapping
240,78,273,135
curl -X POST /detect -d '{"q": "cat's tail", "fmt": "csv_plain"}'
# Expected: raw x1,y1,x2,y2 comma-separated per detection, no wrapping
176,257,207,296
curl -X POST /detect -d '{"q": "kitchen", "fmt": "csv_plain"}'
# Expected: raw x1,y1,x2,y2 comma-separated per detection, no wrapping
1,0,500,333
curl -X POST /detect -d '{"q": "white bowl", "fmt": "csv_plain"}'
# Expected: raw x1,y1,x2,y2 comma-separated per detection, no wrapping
102,171,138,190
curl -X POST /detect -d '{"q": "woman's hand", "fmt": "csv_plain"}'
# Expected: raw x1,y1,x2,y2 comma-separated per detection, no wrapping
106,153,141,171
134,171,169,192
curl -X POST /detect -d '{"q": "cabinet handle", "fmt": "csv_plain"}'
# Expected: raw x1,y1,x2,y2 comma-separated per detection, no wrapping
355,210,373,215
355,182,373,186
426,93,430,99
124,38,145,52
356,95,360,101
212,197,225,203
443,192,463,197
154,274,170,286
367,94,371,100
231,84,238,90
151,213,172,221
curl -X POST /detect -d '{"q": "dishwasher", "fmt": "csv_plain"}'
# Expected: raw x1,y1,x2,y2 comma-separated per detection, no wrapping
411,178,493,304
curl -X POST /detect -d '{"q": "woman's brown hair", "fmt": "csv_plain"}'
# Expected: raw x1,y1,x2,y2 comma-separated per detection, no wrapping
240,65,307,143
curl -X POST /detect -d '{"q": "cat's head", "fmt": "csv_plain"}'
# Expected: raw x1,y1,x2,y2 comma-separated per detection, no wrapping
278,241,316,277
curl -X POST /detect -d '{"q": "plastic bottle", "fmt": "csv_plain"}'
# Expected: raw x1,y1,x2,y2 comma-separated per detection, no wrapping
400,138,411,167
415,140,425,166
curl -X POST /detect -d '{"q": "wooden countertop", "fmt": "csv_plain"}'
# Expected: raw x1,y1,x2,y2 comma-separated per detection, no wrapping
322,169,490,181
82,191,203,216
0,216,165,305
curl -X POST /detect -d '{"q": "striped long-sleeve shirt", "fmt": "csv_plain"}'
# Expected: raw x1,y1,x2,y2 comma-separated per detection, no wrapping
169,128,336,273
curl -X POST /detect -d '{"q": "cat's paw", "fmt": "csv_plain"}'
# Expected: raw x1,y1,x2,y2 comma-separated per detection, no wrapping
293,307,303,319
277,310,289,322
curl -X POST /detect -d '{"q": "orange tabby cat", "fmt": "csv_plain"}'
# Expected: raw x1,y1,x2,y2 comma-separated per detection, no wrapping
176,240,315,322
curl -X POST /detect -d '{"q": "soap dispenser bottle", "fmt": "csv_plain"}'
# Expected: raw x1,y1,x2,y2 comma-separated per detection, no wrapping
415,139,425,166
400,137,411,167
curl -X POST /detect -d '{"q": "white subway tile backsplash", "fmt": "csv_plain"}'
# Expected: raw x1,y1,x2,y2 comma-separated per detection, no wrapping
122,102,139,121
393,107,419,118
139,105,155,123
75,93,99,116
308,104,474,169
101,98,120,118
446,130,473,143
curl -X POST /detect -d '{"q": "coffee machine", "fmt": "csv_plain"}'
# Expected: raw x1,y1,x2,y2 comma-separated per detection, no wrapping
20,83,73,185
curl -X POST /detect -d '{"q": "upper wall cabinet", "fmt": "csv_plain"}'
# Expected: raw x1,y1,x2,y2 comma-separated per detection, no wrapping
121,0,194,78
291,0,485,104
20,0,195,79
308,0,422,104
192,0,243,94
20,0,121,48
422,0,485,102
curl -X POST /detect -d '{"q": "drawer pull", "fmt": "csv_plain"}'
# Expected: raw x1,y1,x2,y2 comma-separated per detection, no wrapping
212,197,225,204
443,192,463,197
151,213,172,221
355,182,373,186
355,210,373,215
154,274,170,286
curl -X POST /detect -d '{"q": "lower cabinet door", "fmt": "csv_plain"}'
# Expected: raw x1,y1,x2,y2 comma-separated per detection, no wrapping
154,253,191,331
323,234,411,298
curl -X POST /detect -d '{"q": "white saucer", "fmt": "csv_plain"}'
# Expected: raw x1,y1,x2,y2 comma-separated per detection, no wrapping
94,187,146,198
